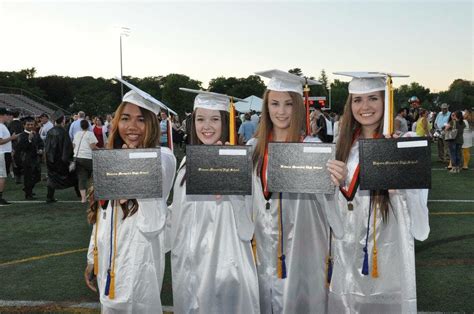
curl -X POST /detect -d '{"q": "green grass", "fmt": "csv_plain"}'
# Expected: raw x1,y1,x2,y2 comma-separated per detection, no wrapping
0,143,473,312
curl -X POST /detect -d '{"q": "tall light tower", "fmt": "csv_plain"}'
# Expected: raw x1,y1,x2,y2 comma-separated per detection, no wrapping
119,27,130,97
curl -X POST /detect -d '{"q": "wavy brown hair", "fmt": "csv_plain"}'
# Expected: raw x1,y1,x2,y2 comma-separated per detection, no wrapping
335,92,391,222
252,90,306,170
87,102,161,224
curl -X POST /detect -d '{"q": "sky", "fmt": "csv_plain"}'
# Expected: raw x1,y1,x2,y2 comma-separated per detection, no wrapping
0,0,472,92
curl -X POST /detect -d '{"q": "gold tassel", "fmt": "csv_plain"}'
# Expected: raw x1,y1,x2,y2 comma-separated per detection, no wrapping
108,271,115,299
229,98,236,145
371,247,379,278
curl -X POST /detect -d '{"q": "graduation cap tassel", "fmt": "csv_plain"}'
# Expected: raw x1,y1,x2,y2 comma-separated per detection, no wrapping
304,79,311,136
229,98,236,145
281,254,287,279
93,247,99,276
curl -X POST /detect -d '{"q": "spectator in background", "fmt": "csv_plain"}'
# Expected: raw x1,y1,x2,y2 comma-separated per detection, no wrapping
250,110,260,128
45,110,79,203
238,112,256,144
104,114,113,137
73,120,97,203
38,113,54,141
462,110,472,170
92,116,107,148
4,110,14,178
69,111,91,140
394,107,409,135
9,110,24,184
445,110,465,173
434,103,451,163
159,111,169,147
415,108,431,137
0,108,18,205
15,117,43,200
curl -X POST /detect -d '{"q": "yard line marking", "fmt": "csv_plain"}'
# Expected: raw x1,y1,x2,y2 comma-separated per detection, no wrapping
428,200,474,203
0,248,87,267
430,212,474,215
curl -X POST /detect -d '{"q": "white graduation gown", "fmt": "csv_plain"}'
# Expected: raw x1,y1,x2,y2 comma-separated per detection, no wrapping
248,138,344,314
328,140,430,314
87,147,176,314
168,157,260,314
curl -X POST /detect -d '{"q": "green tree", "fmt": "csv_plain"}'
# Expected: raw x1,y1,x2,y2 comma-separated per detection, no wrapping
161,74,202,116
288,68,303,76
208,75,266,99
394,82,431,109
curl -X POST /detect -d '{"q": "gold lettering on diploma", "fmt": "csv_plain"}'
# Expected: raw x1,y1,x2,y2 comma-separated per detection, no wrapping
280,165,323,170
372,160,419,166
198,167,241,173
106,171,150,176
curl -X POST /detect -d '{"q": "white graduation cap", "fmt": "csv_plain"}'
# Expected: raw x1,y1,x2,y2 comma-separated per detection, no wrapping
333,71,409,135
333,72,409,94
179,88,246,112
255,69,321,95
115,77,177,116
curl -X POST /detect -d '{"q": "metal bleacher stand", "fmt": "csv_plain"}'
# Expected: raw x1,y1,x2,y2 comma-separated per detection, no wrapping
0,86,66,117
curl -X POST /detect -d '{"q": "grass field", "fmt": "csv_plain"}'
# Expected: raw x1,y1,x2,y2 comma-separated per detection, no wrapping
0,143,473,312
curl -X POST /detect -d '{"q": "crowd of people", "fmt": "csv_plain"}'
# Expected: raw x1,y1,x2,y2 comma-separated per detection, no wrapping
0,71,472,313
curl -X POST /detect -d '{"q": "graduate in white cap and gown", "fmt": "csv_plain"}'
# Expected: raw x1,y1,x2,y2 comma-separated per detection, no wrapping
84,78,176,314
167,88,260,314
249,69,347,314
328,72,430,313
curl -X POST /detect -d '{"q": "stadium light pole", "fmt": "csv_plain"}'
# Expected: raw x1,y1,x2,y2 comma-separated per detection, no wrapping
119,27,130,97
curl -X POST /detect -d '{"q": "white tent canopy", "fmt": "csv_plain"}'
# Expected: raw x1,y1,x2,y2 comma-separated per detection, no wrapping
234,95,263,113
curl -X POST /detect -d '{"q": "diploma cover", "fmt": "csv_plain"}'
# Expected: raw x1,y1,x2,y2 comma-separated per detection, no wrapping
359,137,431,190
268,142,336,194
186,145,252,195
93,148,162,199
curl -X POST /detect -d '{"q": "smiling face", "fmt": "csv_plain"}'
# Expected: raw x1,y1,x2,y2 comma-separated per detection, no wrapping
118,103,146,147
267,90,293,134
351,91,384,135
194,107,222,145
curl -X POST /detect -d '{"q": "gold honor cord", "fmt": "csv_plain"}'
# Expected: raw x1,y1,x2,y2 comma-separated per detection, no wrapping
93,209,100,276
229,97,236,145
371,204,379,278
388,76,394,134
109,202,119,299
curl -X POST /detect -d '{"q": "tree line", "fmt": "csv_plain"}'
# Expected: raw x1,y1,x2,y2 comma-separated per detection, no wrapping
0,67,472,117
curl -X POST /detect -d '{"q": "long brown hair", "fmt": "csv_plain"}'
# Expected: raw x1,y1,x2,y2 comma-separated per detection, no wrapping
87,102,161,224
252,90,305,169
335,92,391,222
179,109,230,186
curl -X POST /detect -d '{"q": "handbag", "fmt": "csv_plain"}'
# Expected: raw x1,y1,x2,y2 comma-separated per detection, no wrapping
70,131,86,172
444,123,458,141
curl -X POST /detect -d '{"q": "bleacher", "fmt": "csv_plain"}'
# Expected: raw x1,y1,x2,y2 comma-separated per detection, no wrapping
0,92,55,116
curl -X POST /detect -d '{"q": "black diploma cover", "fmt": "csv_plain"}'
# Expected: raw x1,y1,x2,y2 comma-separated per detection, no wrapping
93,148,162,199
186,145,252,195
268,142,336,194
359,137,431,190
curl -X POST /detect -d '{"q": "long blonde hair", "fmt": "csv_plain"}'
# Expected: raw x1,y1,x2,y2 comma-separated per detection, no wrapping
252,90,305,169
335,92,391,222
87,102,161,224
